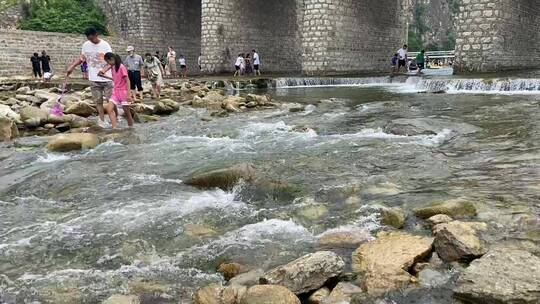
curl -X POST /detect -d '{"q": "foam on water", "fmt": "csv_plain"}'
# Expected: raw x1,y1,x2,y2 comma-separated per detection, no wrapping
35,153,72,163
131,174,183,185
323,128,453,147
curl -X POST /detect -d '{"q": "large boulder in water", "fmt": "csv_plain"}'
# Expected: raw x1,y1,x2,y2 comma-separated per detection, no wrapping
64,101,95,117
46,133,99,152
241,285,300,304
433,221,487,262
0,117,19,141
454,247,540,304
352,232,434,295
103,295,140,304
261,251,345,294
194,283,223,304
185,163,258,190
20,106,48,127
413,199,476,219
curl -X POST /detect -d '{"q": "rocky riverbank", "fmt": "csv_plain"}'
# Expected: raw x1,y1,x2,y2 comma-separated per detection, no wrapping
0,79,281,150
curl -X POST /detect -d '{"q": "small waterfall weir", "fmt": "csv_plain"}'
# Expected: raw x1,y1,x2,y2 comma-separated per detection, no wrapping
273,76,540,94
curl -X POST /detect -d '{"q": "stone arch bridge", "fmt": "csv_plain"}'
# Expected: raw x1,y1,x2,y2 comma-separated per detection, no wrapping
97,0,540,74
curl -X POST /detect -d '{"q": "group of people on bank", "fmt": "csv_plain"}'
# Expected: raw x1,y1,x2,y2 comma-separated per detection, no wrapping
61,27,264,130
234,51,261,77
391,44,426,75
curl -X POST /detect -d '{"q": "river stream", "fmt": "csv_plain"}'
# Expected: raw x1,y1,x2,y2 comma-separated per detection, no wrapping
1,77,539,303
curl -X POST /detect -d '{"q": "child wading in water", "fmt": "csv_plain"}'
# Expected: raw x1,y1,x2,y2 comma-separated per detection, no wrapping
98,52,134,129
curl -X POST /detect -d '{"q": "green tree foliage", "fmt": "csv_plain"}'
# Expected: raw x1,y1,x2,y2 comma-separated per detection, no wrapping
19,0,108,34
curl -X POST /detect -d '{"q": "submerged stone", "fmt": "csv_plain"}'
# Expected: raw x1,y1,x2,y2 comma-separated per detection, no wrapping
413,199,477,219
46,133,99,152
185,163,258,190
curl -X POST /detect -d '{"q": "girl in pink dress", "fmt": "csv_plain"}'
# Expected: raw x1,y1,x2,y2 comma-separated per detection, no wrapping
99,52,134,128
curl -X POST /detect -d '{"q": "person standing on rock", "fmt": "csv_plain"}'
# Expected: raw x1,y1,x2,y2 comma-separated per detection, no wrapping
179,54,188,78
66,27,113,125
198,53,202,71
31,53,42,78
125,46,144,101
144,53,165,100
253,49,261,76
396,44,408,74
40,51,52,74
98,52,134,129
167,47,177,78
416,49,426,75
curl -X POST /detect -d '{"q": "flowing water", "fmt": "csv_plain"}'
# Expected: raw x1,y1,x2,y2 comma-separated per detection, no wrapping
1,76,540,303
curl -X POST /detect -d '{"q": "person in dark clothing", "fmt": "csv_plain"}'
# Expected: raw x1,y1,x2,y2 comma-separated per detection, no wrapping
40,50,51,73
31,53,42,78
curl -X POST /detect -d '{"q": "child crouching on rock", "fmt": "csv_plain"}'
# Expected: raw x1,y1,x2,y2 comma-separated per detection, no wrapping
99,52,134,129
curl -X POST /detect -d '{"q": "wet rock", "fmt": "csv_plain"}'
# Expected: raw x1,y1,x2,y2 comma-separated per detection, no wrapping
324,282,363,304
246,101,257,108
185,163,258,190
380,207,406,229
223,96,245,113
417,269,451,288
246,94,270,106
154,99,180,115
454,247,540,304
46,133,99,152
296,203,328,221
132,103,155,115
64,101,95,117
134,113,160,123
426,214,453,227
0,117,19,141
20,106,48,127
47,113,73,124
222,284,248,304
184,223,217,239
39,286,83,304
218,262,248,281
241,285,300,304
0,104,21,123
261,251,345,294
433,221,487,262
229,268,265,287
317,228,372,249
413,199,476,219
103,295,140,304
352,232,434,295
194,283,224,304
307,287,330,304
70,115,94,128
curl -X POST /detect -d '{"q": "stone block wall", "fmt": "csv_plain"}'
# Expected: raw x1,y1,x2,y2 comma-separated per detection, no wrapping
302,0,405,75
97,0,201,71
201,0,302,73
0,29,127,77
454,0,540,73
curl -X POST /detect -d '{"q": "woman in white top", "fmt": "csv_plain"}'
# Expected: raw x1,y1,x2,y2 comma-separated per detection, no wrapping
167,47,177,78
234,53,243,77
179,55,188,78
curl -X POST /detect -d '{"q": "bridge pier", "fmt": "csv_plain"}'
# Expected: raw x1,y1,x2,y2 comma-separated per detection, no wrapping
454,0,540,73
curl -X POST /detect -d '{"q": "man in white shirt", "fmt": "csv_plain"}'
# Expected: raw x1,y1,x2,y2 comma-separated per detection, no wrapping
198,53,202,71
252,49,261,76
66,27,113,123
396,44,408,73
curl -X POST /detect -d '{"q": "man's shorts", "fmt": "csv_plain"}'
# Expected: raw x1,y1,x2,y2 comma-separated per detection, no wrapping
398,59,406,68
418,62,425,69
128,70,143,91
254,64,260,71
91,81,113,105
